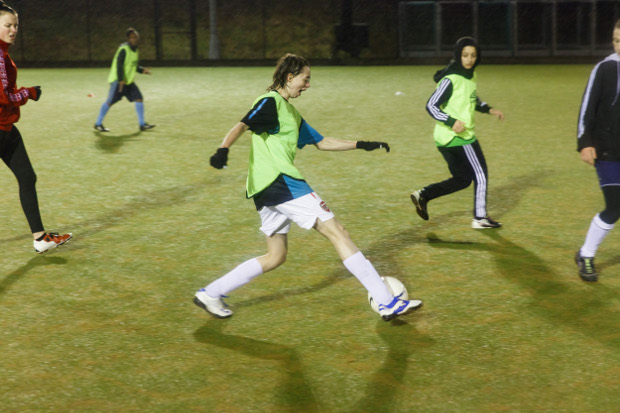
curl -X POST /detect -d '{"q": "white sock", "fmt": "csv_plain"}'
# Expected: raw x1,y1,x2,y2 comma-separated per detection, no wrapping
581,213,615,258
205,258,264,297
343,251,393,305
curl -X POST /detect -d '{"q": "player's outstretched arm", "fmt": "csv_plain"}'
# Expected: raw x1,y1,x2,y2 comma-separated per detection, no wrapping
489,108,505,120
315,137,390,152
210,122,250,169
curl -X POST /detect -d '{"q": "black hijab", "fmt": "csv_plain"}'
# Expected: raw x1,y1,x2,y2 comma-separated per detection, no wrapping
433,37,481,83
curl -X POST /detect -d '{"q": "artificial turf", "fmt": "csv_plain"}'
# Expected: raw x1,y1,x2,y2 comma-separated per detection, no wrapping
1,65,618,412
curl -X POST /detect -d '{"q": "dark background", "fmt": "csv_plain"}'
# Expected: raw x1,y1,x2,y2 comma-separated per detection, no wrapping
4,0,620,66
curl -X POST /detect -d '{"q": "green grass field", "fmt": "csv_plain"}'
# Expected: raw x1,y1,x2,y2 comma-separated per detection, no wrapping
1,65,619,412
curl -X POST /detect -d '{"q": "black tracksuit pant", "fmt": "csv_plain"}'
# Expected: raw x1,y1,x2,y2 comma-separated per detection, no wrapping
422,140,489,219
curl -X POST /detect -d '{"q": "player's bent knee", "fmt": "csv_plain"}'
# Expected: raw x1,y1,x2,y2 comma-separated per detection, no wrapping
456,179,472,190
263,251,287,271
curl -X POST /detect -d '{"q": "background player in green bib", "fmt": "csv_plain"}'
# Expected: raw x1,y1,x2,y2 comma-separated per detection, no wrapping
411,37,505,229
94,28,155,132
195,53,423,321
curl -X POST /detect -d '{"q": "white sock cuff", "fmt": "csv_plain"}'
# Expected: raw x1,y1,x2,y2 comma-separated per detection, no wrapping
594,213,615,231
205,258,263,297
245,257,264,276
343,251,365,270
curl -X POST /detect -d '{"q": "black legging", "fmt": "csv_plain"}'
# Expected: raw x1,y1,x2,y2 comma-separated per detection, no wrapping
0,126,44,233
600,185,620,225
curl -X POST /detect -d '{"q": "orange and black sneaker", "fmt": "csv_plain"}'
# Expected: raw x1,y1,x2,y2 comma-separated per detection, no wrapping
34,232,73,254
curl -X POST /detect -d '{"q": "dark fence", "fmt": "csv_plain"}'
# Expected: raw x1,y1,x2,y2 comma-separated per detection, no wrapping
4,0,619,66
400,0,620,58
7,0,401,65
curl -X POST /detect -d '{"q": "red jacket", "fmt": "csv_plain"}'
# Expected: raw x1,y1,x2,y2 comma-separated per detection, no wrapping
0,40,37,131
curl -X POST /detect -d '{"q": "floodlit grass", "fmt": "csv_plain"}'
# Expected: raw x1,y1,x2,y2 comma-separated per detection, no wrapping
1,65,619,412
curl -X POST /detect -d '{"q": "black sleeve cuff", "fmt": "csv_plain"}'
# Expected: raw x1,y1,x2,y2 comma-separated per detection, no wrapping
478,105,491,114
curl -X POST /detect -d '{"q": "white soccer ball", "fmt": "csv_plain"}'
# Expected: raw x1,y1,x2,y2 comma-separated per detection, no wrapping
368,276,409,314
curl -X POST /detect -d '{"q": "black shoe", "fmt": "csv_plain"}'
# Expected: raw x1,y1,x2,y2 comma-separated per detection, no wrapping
94,124,109,132
410,190,429,220
575,250,598,282
140,123,156,131
472,216,502,229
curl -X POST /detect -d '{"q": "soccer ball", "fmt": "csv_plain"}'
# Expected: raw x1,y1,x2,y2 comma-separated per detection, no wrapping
368,276,409,314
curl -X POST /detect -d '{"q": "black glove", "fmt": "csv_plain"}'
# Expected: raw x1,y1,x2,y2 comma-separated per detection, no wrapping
210,147,229,169
356,141,390,152
33,86,42,101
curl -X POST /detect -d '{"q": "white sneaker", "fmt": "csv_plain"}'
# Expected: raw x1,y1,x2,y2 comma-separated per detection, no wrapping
472,217,502,229
378,297,423,321
33,232,72,253
194,289,233,318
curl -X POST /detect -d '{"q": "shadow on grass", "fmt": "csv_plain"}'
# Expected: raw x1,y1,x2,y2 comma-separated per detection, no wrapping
194,321,319,413
358,170,554,277
94,130,142,154
351,319,435,413
0,182,204,255
75,183,206,241
234,267,351,310
199,170,558,323
0,255,67,296
427,230,620,350
597,252,620,273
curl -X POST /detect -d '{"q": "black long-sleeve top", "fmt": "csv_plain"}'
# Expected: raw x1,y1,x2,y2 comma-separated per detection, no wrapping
577,53,620,161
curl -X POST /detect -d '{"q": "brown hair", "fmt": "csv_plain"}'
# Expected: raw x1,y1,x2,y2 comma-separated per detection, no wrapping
615,19,620,30
267,53,310,91
0,1,17,16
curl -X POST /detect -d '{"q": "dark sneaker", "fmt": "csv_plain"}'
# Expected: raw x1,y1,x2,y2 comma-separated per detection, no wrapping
472,216,502,229
94,124,109,132
575,250,598,282
34,232,73,253
194,289,233,318
410,190,429,220
140,123,156,131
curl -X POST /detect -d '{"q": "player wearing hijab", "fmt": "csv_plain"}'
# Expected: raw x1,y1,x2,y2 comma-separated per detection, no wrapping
411,37,505,229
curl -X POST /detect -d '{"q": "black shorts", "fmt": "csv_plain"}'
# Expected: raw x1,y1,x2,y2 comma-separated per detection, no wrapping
105,81,143,105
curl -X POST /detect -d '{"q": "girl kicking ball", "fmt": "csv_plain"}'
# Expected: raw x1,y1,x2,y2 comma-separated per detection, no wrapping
195,53,422,321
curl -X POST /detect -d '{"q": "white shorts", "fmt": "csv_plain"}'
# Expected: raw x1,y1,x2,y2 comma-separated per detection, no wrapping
258,192,335,236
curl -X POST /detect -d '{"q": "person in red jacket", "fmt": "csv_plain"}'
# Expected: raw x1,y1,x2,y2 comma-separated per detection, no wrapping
0,1,71,253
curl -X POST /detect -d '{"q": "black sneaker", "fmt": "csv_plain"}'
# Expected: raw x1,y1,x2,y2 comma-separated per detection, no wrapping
94,124,109,132
410,190,429,220
140,123,156,131
472,216,502,229
575,250,598,282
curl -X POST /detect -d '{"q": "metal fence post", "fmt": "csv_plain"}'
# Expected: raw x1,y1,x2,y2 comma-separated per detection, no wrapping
154,0,163,61
209,0,220,60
